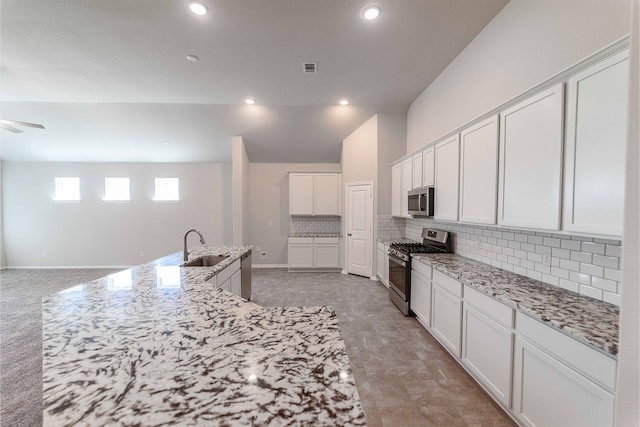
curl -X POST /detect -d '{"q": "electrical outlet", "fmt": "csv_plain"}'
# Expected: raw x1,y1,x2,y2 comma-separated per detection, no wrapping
139,251,145,257
268,222,273,228
255,246,261,252
541,248,552,266
260,251,268,259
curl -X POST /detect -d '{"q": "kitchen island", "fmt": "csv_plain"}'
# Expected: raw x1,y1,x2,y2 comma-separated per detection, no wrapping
42,246,366,426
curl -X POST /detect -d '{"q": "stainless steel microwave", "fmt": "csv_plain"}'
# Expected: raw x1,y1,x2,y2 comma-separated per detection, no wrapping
408,187,434,216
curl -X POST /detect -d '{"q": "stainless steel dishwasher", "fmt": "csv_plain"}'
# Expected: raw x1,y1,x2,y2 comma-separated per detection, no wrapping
240,250,252,300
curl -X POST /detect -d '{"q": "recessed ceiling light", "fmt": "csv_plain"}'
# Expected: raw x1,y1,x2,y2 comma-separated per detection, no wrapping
245,98,256,105
338,99,349,106
186,55,199,62
188,1,208,15
363,5,381,20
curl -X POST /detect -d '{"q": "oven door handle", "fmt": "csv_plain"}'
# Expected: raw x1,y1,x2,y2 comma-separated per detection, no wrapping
388,254,406,267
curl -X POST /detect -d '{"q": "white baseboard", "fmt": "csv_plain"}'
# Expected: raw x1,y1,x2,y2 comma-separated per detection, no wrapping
5,265,133,270
252,264,288,269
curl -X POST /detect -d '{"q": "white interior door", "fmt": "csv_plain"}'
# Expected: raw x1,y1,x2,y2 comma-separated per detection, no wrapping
346,182,373,278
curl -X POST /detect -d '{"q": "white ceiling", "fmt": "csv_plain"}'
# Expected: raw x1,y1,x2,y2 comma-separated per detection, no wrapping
0,0,508,163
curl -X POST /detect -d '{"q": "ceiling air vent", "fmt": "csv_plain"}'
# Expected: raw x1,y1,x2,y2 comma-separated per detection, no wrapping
303,62,317,74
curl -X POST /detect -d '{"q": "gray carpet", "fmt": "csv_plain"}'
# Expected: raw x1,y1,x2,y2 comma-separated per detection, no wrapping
0,268,122,427
0,268,514,427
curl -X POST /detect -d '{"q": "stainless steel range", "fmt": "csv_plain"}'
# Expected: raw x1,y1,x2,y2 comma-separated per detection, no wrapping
388,228,451,315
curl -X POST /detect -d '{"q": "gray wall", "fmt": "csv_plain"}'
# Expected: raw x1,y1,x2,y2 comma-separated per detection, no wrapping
232,136,250,245
2,161,232,267
248,162,340,266
377,113,407,215
406,0,631,153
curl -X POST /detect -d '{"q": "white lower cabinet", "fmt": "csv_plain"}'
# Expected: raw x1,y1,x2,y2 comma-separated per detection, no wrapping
410,260,432,328
288,237,340,270
214,259,241,295
513,312,616,427
288,237,314,268
412,265,617,427
462,289,514,407
430,270,463,357
376,241,389,287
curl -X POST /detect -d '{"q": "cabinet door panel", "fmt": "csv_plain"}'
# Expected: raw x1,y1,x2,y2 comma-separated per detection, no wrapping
230,270,241,296
422,147,435,187
462,304,513,407
391,164,402,217
513,337,614,427
288,244,314,268
314,173,341,215
412,154,423,189
498,85,563,230
563,50,629,236
401,159,413,217
315,243,340,268
411,269,431,327
434,136,460,221
431,284,462,357
459,116,499,224
289,173,314,215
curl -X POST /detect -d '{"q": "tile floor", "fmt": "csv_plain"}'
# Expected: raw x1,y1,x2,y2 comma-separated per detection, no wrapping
251,269,515,427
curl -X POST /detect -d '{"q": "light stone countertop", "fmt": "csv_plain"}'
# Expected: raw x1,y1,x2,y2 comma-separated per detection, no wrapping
42,246,366,426
412,253,619,357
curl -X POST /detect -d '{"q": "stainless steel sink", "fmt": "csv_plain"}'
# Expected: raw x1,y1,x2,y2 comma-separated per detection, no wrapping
181,255,229,267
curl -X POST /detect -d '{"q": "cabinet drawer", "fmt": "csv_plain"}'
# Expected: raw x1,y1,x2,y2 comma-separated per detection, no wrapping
217,259,240,285
432,270,462,297
516,312,616,391
464,286,514,328
315,237,339,244
411,259,432,279
289,237,314,244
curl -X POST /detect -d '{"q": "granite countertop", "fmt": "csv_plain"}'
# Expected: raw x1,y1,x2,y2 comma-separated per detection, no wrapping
289,233,343,238
42,246,366,426
412,253,619,357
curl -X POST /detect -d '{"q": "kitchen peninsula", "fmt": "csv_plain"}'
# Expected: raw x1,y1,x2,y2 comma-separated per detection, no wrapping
42,246,366,426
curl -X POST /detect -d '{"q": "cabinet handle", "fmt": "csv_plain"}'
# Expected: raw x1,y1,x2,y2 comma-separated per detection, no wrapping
347,233,352,236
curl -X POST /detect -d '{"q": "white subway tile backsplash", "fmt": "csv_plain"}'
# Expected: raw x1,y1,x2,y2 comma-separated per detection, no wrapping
603,291,621,306
570,271,592,285
570,251,592,263
579,284,603,300
290,216,342,235
591,277,618,293
581,241,606,255
402,217,622,303
592,254,619,269
580,263,604,277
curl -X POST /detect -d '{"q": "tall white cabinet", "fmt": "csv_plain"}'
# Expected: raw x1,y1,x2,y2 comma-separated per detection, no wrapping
434,135,460,221
401,158,412,218
563,49,629,237
459,115,499,225
498,84,564,230
391,163,402,217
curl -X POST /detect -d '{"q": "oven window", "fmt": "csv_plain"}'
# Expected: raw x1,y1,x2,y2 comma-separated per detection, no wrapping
388,256,406,297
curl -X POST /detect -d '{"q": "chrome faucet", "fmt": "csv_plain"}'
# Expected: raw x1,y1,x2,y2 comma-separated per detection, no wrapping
183,229,206,261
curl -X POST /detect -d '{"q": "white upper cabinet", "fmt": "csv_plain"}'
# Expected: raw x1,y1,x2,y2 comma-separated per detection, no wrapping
563,49,629,237
289,172,341,216
314,173,341,215
391,163,402,217
412,153,423,189
459,115,499,225
422,147,435,187
289,173,314,215
434,135,460,221
498,84,564,230
401,158,413,218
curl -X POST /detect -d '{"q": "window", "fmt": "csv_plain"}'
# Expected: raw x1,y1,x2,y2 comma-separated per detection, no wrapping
104,177,130,201
154,178,180,201
107,270,132,291
54,177,80,201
